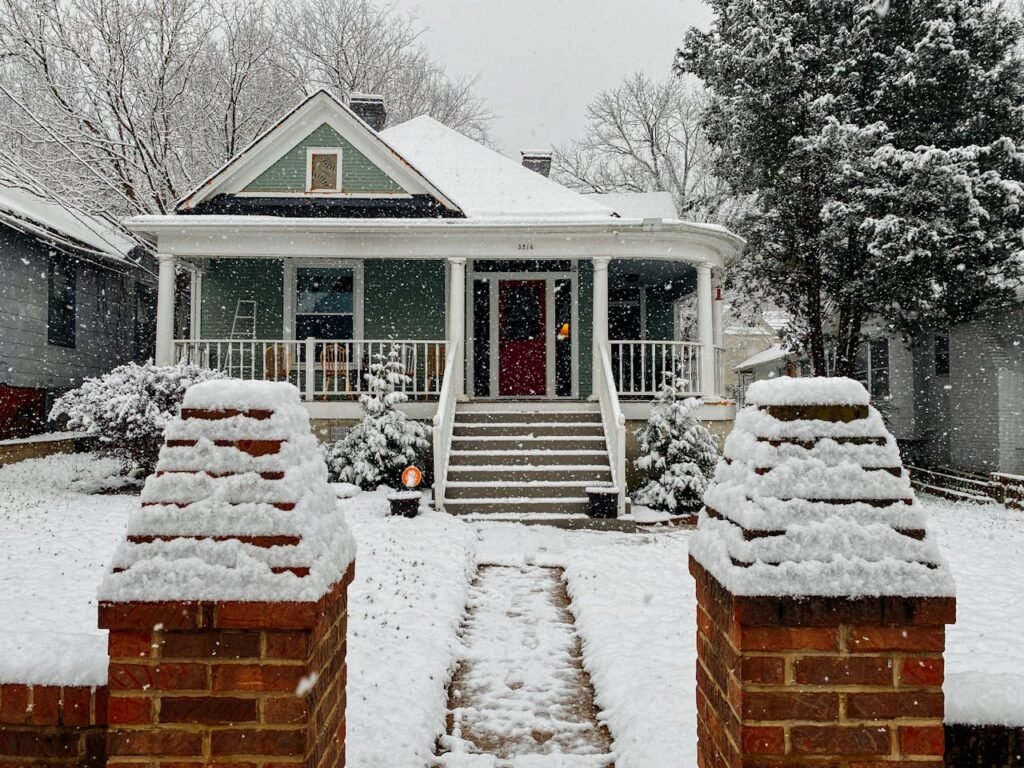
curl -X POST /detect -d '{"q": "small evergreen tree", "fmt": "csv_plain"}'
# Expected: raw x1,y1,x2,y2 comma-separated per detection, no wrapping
326,345,430,489
634,372,719,514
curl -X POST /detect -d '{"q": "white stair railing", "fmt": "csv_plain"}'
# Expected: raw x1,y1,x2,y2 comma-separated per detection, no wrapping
595,343,627,516
432,339,463,512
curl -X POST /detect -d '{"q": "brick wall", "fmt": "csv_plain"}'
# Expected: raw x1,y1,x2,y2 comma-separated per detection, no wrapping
693,559,954,767
0,684,107,767
99,563,352,768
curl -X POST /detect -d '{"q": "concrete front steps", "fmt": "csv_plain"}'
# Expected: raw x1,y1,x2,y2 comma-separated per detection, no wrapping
443,402,614,516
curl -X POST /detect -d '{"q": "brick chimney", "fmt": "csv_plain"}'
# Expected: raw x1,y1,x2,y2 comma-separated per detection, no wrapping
521,150,552,178
349,93,387,131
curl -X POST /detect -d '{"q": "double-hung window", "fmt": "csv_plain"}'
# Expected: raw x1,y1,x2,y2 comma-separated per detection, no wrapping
47,254,76,347
295,267,354,340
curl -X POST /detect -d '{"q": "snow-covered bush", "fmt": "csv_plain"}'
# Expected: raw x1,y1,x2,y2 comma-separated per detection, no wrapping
633,372,719,514
325,346,430,489
50,361,225,477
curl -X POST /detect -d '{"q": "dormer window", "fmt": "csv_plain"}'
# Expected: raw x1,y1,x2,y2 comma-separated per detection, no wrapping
307,148,342,193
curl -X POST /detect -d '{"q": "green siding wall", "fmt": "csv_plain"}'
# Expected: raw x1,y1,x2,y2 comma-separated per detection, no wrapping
201,259,284,338
245,123,403,194
363,260,446,339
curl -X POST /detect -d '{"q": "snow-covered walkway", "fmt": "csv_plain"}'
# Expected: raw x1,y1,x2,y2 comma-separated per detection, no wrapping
436,565,613,767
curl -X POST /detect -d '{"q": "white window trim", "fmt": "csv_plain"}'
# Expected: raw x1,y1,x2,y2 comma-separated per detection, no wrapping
305,147,344,194
283,259,364,341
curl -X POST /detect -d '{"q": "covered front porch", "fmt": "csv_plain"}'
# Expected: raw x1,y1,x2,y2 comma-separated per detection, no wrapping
159,254,728,410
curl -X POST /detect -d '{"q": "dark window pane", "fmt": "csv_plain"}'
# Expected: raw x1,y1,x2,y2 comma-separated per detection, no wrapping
473,280,491,397
296,314,352,340
47,255,76,347
934,334,950,376
555,279,572,397
297,268,353,313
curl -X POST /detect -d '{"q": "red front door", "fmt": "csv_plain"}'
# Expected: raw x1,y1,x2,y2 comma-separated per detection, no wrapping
499,280,546,396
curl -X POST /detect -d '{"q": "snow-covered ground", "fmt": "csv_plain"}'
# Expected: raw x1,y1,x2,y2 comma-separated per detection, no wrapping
0,453,1023,767
0,453,134,685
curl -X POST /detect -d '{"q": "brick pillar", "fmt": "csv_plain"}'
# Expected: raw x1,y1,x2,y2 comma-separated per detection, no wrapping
97,381,355,768
691,378,956,767
692,562,953,766
100,568,352,767
0,684,107,767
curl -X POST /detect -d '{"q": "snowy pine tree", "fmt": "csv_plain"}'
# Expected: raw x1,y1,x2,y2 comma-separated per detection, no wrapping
326,345,430,489
633,372,719,514
679,0,1024,375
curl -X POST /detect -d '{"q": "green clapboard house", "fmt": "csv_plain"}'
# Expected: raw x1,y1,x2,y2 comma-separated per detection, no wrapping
127,90,743,515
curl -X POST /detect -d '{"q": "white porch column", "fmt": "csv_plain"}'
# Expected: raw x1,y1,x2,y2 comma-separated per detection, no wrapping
712,271,724,349
155,253,176,366
697,264,716,397
447,257,466,396
592,256,610,376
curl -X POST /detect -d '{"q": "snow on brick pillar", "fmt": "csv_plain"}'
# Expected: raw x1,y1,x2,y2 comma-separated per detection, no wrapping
690,377,956,768
97,381,356,768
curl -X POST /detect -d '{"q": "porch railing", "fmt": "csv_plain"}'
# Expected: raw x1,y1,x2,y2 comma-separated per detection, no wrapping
609,341,702,398
432,339,462,512
715,345,727,400
173,338,447,401
595,344,627,516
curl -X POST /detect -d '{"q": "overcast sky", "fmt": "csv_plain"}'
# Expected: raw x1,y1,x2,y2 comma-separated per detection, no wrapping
391,0,714,158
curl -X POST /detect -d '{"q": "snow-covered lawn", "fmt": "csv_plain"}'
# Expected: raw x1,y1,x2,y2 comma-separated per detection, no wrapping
0,453,1022,767
0,453,134,685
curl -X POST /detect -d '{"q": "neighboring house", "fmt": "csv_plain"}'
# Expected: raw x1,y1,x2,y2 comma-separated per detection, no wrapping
734,299,1024,477
0,184,155,439
125,90,744,515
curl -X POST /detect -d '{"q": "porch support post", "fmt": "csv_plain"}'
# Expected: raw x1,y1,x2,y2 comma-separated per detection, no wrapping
447,257,466,398
592,256,610,378
697,264,715,397
155,253,176,366
712,270,724,349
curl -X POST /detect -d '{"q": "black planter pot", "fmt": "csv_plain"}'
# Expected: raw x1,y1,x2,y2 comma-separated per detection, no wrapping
586,487,619,519
388,491,422,518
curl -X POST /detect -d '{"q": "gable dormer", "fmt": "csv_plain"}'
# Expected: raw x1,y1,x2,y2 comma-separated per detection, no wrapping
176,90,462,218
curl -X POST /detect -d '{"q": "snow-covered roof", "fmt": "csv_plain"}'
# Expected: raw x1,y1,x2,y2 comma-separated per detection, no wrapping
585,191,677,220
734,344,790,372
0,183,136,264
381,117,617,221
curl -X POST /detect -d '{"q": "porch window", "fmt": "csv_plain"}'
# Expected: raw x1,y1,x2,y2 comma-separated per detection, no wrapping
47,254,76,348
295,267,354,340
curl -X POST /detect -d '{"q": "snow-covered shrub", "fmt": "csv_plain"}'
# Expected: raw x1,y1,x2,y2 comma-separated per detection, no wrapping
325,346,430,489
50,361,225,477
633,372,719,514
